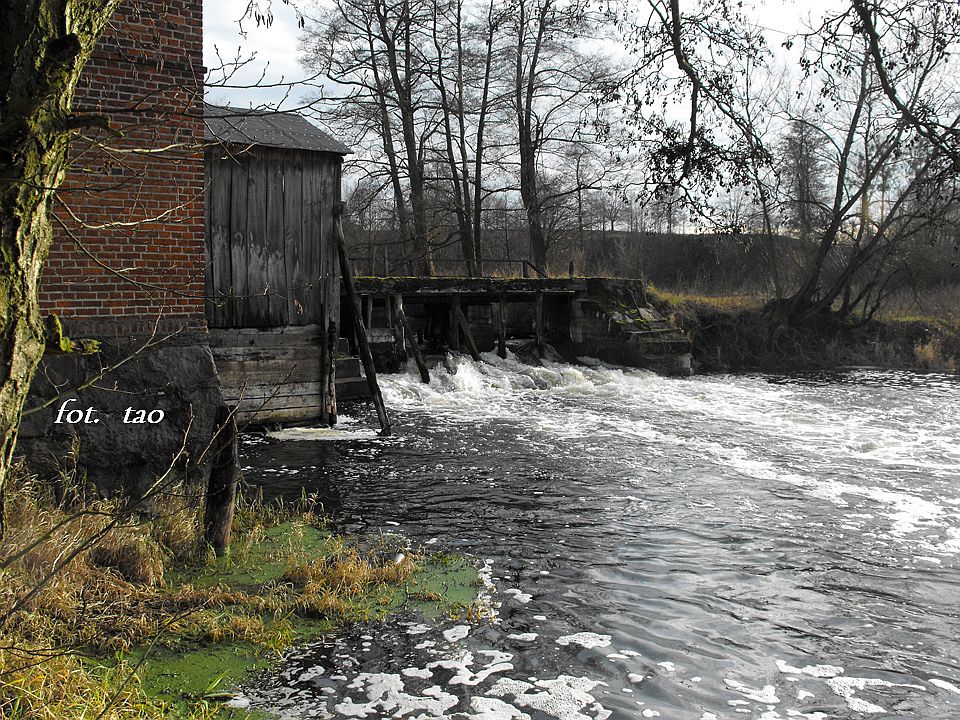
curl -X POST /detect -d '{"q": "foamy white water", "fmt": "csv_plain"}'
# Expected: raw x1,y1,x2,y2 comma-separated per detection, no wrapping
242,357,960,719
380,354,960,558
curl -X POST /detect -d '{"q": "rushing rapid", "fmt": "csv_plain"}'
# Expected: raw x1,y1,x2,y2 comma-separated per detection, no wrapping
235,353,960,719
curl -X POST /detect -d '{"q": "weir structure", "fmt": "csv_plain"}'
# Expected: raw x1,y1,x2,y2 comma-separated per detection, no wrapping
337,276,693,402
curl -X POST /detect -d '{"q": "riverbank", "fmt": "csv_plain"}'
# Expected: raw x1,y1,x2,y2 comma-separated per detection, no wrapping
0,473,481,719
647,287,960,373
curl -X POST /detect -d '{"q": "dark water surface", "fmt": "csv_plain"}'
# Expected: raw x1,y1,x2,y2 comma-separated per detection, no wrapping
233,356,960,720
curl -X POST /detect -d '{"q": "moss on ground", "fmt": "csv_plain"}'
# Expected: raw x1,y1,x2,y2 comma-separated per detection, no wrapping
128,523,481,716
1,478,481,720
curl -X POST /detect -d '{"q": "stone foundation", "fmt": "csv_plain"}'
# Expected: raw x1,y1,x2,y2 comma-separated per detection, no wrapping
17,330,222,497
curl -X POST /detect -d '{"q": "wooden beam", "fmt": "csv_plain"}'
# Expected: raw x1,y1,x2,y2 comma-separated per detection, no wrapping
334,209,391,436
449,296,461,351
319,301,331,425
324,318,338,425
454,302,482,361
364,294,373,329
497,295,507,359
535,291,544,350
395,294,430,383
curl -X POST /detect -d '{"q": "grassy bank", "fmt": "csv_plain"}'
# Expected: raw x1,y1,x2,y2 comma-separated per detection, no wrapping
0,473,482,719
647,286,960,373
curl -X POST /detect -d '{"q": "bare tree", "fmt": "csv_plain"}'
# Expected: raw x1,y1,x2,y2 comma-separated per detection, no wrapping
775,9,960,323
508,0,612,271
850,0,960,171
304,0,437,274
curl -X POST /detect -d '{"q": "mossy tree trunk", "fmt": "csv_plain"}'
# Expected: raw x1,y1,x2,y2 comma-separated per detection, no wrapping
0,1,120,537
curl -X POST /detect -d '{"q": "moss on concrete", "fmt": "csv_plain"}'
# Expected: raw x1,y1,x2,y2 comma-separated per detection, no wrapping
44,313,101,354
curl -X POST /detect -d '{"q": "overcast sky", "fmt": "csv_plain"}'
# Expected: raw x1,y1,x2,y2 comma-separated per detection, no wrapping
203,0,846,110
203,0,316,108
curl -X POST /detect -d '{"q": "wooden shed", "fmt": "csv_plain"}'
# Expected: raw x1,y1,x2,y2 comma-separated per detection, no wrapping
203,104,352,424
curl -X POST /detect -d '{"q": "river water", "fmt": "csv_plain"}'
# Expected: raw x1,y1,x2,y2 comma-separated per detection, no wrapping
235,354,960,720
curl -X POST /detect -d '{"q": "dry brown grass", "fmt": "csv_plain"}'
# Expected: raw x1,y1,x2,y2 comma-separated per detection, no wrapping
913,337,958,372
0,469,425,719
286,546,418,596
646,284,768,313
0,645,172,720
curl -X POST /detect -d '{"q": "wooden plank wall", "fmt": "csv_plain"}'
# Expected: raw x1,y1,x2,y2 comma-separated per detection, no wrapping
205,145,341,330
206,144,343,425
209,326,326,424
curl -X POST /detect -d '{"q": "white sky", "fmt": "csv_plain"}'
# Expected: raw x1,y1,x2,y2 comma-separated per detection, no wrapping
203,0,318,108
203,0,846,109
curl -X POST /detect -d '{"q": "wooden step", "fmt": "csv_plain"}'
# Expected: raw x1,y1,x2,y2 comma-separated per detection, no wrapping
336,376,371,400
335,357,362,377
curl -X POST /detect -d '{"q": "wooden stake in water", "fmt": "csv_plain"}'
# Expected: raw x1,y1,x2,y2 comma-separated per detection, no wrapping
334,208,391,436
324,318,338,425
449,296,462,352
535,291,544,352
205,404,238,556
395,293,430,384
455,301,482,361
497,295,507,359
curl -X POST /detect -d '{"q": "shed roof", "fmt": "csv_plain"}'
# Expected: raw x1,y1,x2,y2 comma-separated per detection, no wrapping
204,104,352,155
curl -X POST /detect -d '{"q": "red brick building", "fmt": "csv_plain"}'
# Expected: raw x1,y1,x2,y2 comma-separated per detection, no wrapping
22,0,220,494
42,0,206,337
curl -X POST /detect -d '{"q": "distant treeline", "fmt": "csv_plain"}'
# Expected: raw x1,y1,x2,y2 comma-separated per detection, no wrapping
343,220,959,298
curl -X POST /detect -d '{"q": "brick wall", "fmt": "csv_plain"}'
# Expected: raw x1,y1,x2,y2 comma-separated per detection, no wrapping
41,0,205,338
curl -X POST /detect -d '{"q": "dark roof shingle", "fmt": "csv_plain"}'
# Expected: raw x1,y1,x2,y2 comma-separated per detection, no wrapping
204,104,352,155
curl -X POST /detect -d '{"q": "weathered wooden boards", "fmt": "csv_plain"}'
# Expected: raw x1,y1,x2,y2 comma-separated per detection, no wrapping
206,146,343,426
205,146,340,330
210,325,344,425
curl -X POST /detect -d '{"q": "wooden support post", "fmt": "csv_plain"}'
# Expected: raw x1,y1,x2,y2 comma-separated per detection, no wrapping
320,303,331,425
497,295,507,359
568,260,575,278
454,302,482,361
325,318,338,425
535,291,544,351
396,294,430,383
334,209,392,436
450,296,461,351
364,295,373,329
204,404,238,556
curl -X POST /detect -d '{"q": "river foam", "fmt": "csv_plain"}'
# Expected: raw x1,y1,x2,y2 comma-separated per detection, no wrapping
246,359,960,719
